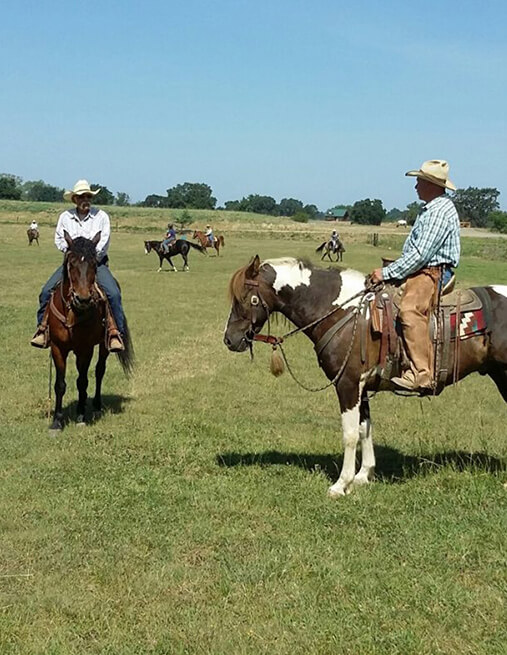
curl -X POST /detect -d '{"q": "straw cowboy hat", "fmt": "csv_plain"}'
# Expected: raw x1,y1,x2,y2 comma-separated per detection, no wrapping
405,160,456,191
63,179,100,202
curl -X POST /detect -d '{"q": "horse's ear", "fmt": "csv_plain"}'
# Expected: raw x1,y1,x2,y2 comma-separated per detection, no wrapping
64,230,73,248
246,255,261,279
91,231,101,246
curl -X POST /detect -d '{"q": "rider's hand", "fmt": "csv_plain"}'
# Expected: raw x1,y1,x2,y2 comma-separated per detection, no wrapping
370,268,384,283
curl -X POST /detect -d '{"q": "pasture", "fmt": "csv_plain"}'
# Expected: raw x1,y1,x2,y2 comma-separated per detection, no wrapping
1,214,506,654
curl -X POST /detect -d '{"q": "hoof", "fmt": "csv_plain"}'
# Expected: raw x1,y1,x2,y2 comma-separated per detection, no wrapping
353,471,372,486
327,482,352,498
76,416,86,427
49,423,63,434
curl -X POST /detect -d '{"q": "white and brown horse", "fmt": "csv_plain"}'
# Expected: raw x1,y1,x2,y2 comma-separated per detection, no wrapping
224,256,507,497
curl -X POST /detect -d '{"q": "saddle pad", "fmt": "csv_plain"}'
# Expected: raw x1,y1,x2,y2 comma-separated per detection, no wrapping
450,309,487,340
439,287,481,310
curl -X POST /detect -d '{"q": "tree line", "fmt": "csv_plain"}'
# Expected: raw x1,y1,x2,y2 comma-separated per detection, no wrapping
1,173,505,231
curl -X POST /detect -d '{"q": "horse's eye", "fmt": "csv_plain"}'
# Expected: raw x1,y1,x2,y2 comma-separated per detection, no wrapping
250,295,259,306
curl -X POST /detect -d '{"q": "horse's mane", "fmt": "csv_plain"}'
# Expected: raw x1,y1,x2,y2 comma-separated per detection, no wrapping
228,261,251,303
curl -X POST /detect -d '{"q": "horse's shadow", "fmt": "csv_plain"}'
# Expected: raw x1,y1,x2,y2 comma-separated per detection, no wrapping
40,394,131,426
216,445,504,484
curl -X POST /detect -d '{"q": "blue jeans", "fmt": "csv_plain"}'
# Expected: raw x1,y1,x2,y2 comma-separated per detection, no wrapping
37,264,125,334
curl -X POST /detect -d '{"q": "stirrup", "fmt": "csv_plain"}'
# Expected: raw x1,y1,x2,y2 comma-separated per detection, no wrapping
30,327,49,349
108,332,125,352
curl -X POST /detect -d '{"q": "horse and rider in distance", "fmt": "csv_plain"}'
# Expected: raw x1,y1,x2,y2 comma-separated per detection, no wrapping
316,229,345,262
27,219,39,245
30,180,134,431
144,222,206,271
193,224,225,256
224,159,507,497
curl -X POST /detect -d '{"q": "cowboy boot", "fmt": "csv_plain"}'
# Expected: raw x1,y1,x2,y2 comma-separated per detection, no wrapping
105,302,125,352
30,304,50,348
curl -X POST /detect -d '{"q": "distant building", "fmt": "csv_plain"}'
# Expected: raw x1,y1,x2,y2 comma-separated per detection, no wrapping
325,206,349,221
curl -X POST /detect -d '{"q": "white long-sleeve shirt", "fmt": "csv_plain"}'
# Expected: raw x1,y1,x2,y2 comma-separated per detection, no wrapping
54,207,111,261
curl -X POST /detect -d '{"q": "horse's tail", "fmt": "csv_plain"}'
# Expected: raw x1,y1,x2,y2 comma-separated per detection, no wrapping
219,235,225,246
117,316,135,377
316,241,326,252
188,241,207,254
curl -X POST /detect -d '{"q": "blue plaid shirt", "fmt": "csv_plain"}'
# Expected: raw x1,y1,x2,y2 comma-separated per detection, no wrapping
382,195,460,280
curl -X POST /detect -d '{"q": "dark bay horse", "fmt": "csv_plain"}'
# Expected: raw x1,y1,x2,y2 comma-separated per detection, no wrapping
316,238,345,262
224,256,507,497
144,239,206,271
27,228,39,246
47,231,134,431
193,230,225,256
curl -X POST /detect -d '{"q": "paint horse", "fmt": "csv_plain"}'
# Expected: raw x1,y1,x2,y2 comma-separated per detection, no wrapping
27,228,39,246
316,238,345,262
144,239,206,272
47,231,134,431
224,256,507,497
193,230,225,256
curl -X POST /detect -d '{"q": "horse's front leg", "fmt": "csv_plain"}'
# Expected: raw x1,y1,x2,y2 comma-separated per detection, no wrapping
50,345,68,432
157,255,163,272
328,382,363,497
75,349,94,424
353,390,375,486
93,343,109,414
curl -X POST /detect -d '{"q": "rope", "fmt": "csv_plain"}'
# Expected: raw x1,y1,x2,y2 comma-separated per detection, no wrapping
276,304,362,393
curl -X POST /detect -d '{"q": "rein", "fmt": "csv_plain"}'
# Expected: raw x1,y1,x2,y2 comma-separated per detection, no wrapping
246,278,380,392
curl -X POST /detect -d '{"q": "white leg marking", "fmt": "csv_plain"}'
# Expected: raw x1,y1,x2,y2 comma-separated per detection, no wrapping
354,415,375,486
328,398,361,498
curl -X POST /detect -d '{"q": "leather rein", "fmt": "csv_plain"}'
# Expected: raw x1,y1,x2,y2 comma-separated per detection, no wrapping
243,277,379,392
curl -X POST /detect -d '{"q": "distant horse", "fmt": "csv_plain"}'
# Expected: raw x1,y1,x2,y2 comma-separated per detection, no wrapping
27,228,39,246
144,239,206,272
316,238,345,262
193,230,225,256
47,231,134,431
224,256,507,497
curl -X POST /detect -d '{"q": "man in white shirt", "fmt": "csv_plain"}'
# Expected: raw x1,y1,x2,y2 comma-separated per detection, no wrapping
30,180,125,351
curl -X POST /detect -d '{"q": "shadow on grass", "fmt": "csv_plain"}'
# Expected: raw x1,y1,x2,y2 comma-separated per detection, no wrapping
40,394,132,426
217,446,505,484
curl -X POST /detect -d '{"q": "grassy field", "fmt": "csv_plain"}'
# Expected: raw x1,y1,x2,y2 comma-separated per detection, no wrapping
0,215,506,654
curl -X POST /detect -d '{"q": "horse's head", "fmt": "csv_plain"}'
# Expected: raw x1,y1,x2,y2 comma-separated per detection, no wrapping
64,230,100,312
144,241,152,254
224,255,275,352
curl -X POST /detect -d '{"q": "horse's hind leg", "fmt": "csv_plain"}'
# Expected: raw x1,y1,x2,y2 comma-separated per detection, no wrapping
182,253,189,271
50,346,67,432
488,365,507,403
353,391,375,485
75,350,93,424
168,256,177,272
93,344,109,413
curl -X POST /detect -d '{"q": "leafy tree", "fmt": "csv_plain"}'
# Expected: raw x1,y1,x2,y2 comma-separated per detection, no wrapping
176,209,193,231
303,204,319,219
278,198,303,217
224,200,241,211
489,210,507,234
22,180,63,202
452,187,500,227
115,192,130,206
349,198,385,225
0,174,22,200
142,194,168,208
386,207,403,222
239,194,278,215
405,201,424,226
166,182,216,209
91,184,114,205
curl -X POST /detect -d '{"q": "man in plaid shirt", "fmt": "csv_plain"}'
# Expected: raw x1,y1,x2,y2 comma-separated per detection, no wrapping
370,160,460,391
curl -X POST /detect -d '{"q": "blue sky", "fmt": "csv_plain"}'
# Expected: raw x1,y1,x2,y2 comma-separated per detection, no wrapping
2,0,506,211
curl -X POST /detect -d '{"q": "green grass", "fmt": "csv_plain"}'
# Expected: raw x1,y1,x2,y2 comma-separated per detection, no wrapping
0,220,506,654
